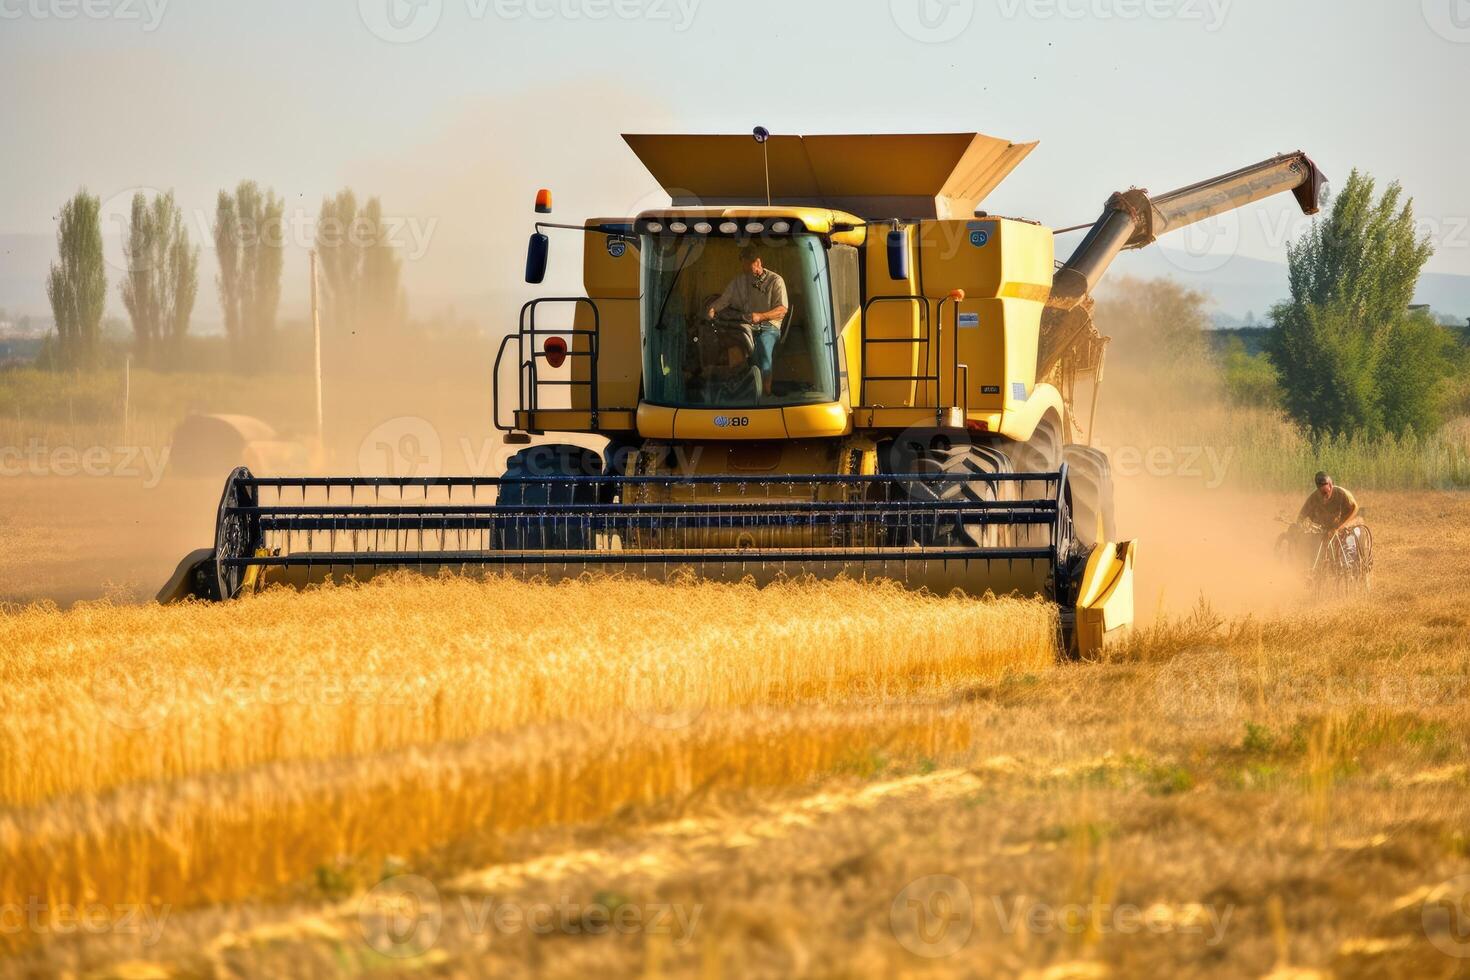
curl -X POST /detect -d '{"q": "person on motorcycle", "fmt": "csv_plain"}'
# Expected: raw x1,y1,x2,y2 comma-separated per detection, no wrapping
1291,471,1360,564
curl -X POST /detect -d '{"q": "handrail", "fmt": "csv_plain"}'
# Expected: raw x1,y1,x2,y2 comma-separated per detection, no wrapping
494,296,604,433
859,294,933,408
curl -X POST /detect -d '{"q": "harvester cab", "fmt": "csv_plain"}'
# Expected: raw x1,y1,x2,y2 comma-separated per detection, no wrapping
161,131,1325,659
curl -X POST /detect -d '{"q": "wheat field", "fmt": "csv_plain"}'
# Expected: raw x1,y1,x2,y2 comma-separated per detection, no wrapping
2,492,1467,977
0,573,1055,961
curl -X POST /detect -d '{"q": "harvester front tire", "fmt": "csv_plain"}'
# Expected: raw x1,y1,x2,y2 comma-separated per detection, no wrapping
1063,445,1116,548
884,434,1014,548
494,444,603,551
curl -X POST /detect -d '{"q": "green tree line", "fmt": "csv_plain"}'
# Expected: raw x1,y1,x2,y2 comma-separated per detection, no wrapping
41,185,408,374
1266,170,1459,438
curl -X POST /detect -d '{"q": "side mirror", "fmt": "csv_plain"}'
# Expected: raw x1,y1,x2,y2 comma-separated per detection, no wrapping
525,233,549,284
886,229,909,281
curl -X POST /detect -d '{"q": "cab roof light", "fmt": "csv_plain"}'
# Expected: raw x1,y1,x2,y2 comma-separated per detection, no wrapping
534,188,552,214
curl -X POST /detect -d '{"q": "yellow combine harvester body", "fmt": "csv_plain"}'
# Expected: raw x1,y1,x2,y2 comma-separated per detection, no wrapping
165,131,1322,660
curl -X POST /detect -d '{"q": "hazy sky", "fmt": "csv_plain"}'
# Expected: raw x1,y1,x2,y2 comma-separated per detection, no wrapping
4,0,1469,320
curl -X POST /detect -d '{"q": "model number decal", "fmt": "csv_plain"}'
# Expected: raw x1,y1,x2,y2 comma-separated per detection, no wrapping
713,415,750,428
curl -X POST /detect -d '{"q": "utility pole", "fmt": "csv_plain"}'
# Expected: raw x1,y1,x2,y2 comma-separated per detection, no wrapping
310,249,324,453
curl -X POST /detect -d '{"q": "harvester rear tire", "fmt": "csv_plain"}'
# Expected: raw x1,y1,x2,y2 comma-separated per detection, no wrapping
1063,445,1116,547
494,444,603,551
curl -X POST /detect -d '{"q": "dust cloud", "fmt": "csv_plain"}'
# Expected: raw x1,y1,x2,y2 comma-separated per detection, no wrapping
1089,277,1308,623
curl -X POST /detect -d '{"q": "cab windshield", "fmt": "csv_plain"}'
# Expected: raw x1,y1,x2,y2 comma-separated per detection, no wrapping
641,233,838,408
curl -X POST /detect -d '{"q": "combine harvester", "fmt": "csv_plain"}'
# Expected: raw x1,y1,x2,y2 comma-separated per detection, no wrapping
161,132,1324,656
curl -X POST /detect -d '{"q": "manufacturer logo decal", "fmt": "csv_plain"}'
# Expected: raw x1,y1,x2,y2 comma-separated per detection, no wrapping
606,238,627,258
713,415,749,428
966,220,995,248
981,384,1001,395
958,312,980,328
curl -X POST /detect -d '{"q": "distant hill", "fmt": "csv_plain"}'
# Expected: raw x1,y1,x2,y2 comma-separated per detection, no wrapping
1110,247,1470,326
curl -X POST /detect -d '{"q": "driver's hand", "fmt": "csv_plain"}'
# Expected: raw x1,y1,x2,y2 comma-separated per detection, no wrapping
707,307,717,319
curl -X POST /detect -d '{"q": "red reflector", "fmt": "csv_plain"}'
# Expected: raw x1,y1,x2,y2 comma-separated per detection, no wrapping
543,335,568,368
964,419,989,433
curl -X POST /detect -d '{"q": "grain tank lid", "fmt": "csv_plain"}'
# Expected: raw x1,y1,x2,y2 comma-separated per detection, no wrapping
621,132,1038,220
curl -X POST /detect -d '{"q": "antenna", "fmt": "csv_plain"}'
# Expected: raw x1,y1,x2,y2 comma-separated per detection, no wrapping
753,126,771,207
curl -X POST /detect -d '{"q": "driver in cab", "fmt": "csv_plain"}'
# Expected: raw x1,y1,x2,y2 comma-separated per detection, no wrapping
708,246,788,397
